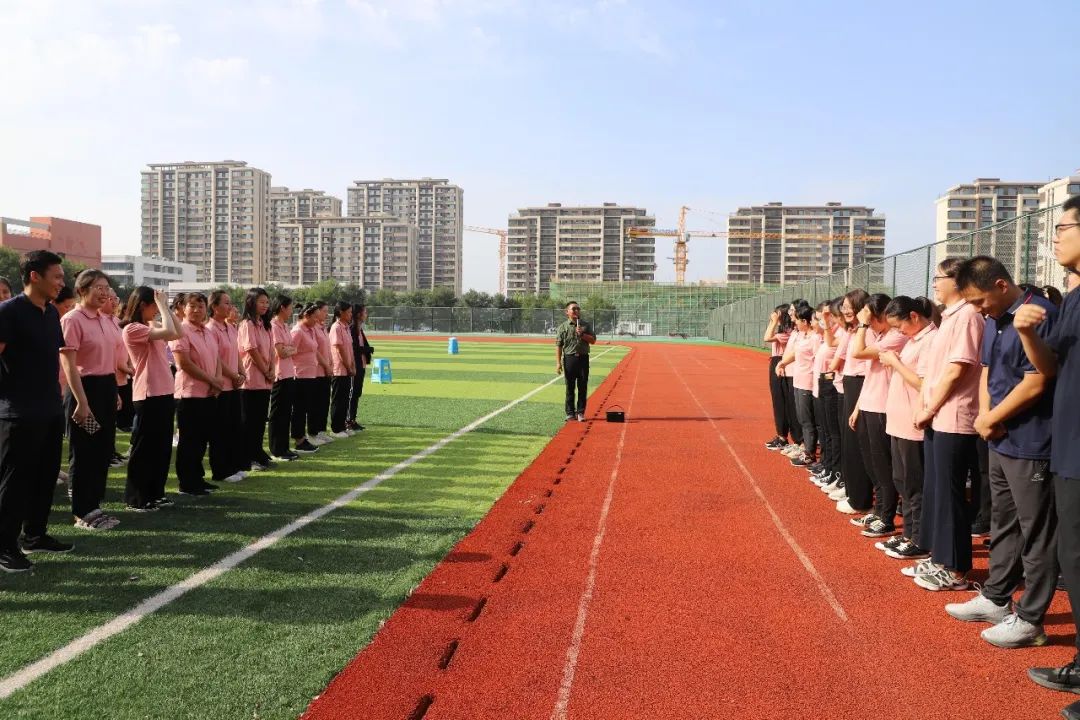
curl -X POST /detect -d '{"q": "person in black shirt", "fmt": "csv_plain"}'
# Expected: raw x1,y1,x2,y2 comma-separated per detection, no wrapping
347,304,372,432
0,251,73,572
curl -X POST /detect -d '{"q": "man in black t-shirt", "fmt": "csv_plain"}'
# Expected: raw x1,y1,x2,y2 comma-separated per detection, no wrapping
0,250,72,573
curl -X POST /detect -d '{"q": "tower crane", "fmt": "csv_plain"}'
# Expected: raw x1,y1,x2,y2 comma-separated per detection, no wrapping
626,206,728,285
464,226,508,295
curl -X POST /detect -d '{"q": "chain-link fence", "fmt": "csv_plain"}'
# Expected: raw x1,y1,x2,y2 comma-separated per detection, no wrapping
366,306,621,336
706,205,1067,345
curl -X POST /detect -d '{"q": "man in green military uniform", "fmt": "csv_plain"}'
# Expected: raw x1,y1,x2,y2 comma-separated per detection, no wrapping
555,301,596,422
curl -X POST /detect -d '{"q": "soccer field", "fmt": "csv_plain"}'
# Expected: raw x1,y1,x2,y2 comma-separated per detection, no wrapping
0,339,629,720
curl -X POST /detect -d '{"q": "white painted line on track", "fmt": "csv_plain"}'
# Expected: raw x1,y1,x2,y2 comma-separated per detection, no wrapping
665,353,849,623
551,353,641,720
0,347,619,701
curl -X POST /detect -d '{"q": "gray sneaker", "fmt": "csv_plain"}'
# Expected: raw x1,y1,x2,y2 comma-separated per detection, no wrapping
945,592,1011,624
981,613,1047,648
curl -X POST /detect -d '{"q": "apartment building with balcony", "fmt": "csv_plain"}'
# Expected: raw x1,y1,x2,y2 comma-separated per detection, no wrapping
726,202,886,284
505,203,656,295
141,161,272,285
269,187,343,283
101,255,197,291
934,178,1043,273
347,178,463,294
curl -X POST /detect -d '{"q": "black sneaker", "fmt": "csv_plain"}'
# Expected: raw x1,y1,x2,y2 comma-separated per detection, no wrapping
154,496,174,507
850,513,879,528
565,413,575,422
0,549,33,573
1028,662,1080,694
20,535,74,554
1062,698,1080,720
808,463,824,474
765,437,786,450
971,523,990,538
861,519,898,538
178,488,211,497
885,541,931,560
790,453,813,467
125,502,159,513
295,440,319,454
202,482,219,492
875,535,906,552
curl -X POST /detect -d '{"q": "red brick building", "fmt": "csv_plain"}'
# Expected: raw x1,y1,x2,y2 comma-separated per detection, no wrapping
0,216,102,268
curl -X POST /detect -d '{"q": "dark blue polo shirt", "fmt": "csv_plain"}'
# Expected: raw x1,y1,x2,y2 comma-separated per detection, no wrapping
981,291,1057,460
1049,289,1080,479
0,293,65,421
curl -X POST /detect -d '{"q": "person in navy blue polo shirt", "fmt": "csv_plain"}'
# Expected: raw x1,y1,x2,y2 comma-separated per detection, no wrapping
0,250,73,573
946,256,1058,648
1017,196,1080,717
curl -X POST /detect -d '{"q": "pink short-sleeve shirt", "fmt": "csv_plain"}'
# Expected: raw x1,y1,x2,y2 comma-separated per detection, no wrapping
107,314,129,386
771,331,790,358
924,301,985,434
790,330,820,392
60,306,117,377
314,325,331,378
270,318,295,380
330,321,354,377
832,328,850,393
208,318,240,391
858,328,909,413
170,321,218,399
843,328,871,378
811,336,837,398
238,320,273,391
291,324,319,380
885,324,938,441
123,322,174,401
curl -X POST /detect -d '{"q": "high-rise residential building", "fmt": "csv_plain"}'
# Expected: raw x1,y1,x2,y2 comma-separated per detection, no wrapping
934,178,1042,272
273,216,417,291
347,178,463,294
1035,173,1080,287
1039,173,1080,212
268,187,343,283
505,203,656,295
101,255,197,291
0,216,101,268
141,161,272,285
726,202,886,284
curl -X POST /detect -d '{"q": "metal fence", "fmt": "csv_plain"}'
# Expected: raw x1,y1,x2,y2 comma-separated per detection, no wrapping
706,205,1068,345
366,306,621,336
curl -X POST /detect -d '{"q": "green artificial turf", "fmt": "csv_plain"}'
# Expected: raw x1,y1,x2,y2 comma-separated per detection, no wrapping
0,340,629,720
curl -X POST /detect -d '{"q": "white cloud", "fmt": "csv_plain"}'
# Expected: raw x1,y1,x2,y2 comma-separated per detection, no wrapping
186,56,252,85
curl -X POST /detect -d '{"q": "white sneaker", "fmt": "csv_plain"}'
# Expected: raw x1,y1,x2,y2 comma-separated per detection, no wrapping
946,592,1012,624
914,566,969,592
901,559,939,578
223,472,245,483
307,435,326,447
828,486,848,502
316,432,334,444
835,499,858,514
981,613,1048,648
331,431,350,439
781,444,802,458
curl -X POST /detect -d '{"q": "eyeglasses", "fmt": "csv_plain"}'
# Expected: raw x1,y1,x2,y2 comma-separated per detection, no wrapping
1055,223,1080,236
932,275,953,281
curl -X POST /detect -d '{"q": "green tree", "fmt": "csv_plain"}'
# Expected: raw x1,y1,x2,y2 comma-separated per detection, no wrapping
368,287,398,307
0,247,21,286
428,286,456,307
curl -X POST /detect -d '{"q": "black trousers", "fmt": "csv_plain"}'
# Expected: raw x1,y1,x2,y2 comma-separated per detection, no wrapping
348,369,365,424
971,438,991,527
794,388,816,457
818,378,842,473
117,378,134,430
268,378,295,457
891,436,924,546
782,376,802,445
840,376,871,510
125,395,174,507
209,390,245,480
291,378,316,440
768,357,788,438
1053,475,1080,656
563,353,590,415
860,411,895,522
65,375,117,519
308,376,331,435
241,389,271,467
922,428,978,573
984,452,1057,624
175,396,215,492
330,376,352,433
0,415,64,550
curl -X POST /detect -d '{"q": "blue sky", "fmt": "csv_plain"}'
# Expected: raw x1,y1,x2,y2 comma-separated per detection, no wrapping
2,0,1077,293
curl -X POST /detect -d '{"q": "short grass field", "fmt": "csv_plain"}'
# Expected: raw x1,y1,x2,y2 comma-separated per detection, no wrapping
0,338,629,720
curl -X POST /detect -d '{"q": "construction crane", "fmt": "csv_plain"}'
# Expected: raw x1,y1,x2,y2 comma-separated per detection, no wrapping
464,226,508,295
627,206,728,285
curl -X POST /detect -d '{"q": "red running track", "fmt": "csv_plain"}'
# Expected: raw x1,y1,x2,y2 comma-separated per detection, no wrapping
303,343,1076,720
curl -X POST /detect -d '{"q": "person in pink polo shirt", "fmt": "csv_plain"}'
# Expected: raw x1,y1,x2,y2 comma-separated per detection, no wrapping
763,304,796,451
59,270,121,531
103,288,133,468
329,302,356,437
121,287,182,511
208,291,247,484
777,304,821,469
268,295,299,462
290,304,322,455
170,293,224,497
347,304,372,432
238,288,275,472
829,289,875,514
877,296,938,561
909,257,986,592
308,302,334,445
809,300,842,488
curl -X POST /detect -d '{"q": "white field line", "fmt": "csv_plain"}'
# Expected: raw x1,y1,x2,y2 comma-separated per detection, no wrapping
666,353,849,622
551,355,641,720
0,347,618,701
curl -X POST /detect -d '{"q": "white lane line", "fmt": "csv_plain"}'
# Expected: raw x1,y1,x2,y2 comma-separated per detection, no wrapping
551,354,641,720
0,347,619,701
666,353,849,622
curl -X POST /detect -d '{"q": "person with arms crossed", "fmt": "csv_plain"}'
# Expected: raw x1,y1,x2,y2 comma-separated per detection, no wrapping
556,301,596,422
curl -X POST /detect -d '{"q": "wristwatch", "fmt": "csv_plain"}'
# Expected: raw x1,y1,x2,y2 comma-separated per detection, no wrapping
858,323,870,329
